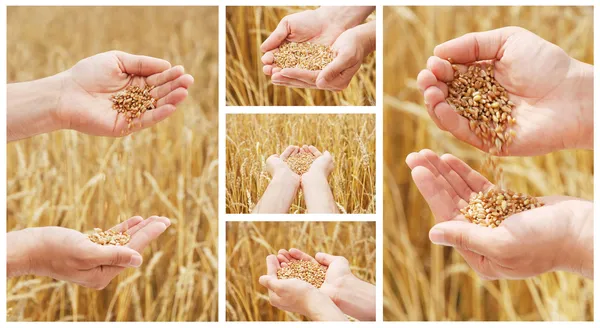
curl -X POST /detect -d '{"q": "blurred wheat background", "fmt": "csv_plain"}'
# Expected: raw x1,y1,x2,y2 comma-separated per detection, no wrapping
226,6,376,106
226,114,375,214
226,221,376,321
7,7,218,321
384,6,594,321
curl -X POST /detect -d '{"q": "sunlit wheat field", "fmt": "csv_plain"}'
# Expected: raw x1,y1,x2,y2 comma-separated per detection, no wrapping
7,6,218,321
383,6,594,321
226,221,376,321
226,6,376,106
226,114,376,214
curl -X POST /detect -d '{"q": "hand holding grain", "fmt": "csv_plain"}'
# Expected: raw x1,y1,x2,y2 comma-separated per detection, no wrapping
417,27,593,156
8,216,170,289
259,254,347,321
407,149,593,279
55,51,194,136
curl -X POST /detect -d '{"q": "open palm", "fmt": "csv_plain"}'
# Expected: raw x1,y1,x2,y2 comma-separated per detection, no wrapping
56,51,193,136
406,149,592,279
417,27,593,156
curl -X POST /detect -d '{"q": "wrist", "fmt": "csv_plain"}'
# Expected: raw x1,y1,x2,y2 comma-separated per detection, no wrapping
316,6,374,30
350,20,376,55
272,170,300,188
557,202,593,278
301,170,329,188
305,289,344,321
7,228,40,277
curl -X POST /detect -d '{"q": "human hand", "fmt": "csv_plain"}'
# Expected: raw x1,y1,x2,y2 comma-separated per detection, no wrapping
259,254,347,321
12,216,170,289
417,27,594,156
301,145,334,180
407,149,593,279
267,21,375,91
266,145,301,185
55,51,194,136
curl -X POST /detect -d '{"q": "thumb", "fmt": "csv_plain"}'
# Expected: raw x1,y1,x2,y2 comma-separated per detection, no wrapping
317,52,351,83
433,26,522,64
429,220,500,255
259,275,282,294
315,252,337,266
260,18,290,52
91,245,143,268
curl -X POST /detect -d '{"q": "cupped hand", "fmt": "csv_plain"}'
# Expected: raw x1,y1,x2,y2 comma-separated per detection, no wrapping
260,9,347,79
417,27,593,156
259,254,325,318
56,51,194,136
269,24,371,91
30,215,170,289
406,149,593,279
301,145,334,180
266,145,301,181
275,248,353,303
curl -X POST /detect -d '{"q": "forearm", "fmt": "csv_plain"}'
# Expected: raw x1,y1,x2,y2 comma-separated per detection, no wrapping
253,173,299,213
302,173,338,214
7,229,38,277
316,6,375,30
332,275,376,321
7,73,66,142
306,291,348,321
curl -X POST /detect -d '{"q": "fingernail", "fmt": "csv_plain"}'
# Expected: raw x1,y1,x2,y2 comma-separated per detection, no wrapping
129,255,143,267
429,229,451,246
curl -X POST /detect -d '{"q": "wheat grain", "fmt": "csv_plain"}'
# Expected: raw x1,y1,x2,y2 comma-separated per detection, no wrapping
284,152,316,175
87,228,131,246
273,42,334,71
111,85,157,129
276,260,326,288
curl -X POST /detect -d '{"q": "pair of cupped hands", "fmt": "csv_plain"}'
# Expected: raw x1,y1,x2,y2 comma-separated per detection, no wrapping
10,51,193,286
267,145,334,187
412,27,593,280
260,7,375,91
259,248,358,321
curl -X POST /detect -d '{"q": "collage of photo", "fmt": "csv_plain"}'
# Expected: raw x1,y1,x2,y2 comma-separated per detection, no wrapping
3,3,595,325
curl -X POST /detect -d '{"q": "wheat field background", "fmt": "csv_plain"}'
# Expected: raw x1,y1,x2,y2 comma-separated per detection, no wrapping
226,221,376,321
226,114,376,214
7,7,218,321
226,6,376,106
383,6,594,321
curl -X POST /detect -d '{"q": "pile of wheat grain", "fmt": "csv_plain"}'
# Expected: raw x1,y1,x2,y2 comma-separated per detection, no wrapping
87,228,131,246
277,260,326,288
273,42,334,70
284,152,316,175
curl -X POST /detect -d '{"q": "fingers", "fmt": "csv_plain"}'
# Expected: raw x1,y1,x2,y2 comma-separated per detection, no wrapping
150,74,194,99
113,51,171,76
316,60,361,91
429,220,506,258
155,88,188,107
277,249,293,263
109,216,144,233
426,56,456,82
280,145,298,160
89,245,143,268
406,150,461,204
433,27,521,64
259,275,283,294
265,255,280,277
260,18,290,52
308,146,322,157
409,166,460,222
314,252,345,266
280,68,319,85
418,150,473,201
441,153,494,193
127,105,177,134
127,220,170,253
261,51,276,65
288,248,318,264
146,65,184,87
317,52,352,84
432,101,484,150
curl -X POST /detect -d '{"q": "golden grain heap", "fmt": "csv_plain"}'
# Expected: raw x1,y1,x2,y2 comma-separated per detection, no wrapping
87,228,131,246
284,152,316,175
446,61,516,155
274,42,334,71
111,85,157,129
277,260,326,288
461,188,544,228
